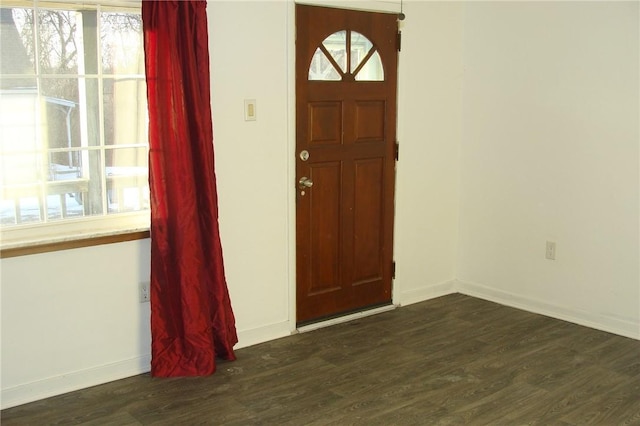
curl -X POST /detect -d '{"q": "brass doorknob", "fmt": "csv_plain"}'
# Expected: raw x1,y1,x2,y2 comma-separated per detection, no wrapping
298,177,313,190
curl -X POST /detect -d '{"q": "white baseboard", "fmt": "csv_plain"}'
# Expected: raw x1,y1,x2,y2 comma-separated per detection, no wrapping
397,279,457,307
235,320,293,349
456,279,640,340
1,321,293,410
4,282,636,410
1,354,152,410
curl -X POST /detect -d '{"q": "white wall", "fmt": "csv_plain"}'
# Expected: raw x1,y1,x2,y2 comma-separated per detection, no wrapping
1,239,152,408
457,2,640,339
394,1,463,304
209,1,293,347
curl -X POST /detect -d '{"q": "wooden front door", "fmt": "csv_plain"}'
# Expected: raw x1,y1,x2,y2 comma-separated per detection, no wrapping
296,4,398,324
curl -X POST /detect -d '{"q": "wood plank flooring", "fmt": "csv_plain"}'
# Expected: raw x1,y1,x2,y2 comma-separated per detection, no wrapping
2,294,639,425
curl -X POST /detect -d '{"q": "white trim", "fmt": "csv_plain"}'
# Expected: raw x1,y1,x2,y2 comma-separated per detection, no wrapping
456,279,640,341
297,304,396,333
1,321,293,410
4,281,636,410
1,354,151,410
286,0,298,335
235,320,293,350
295,0,401,14
397,279,457,307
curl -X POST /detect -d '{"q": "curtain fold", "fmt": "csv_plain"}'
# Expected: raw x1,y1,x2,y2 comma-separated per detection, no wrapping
142,0,237,377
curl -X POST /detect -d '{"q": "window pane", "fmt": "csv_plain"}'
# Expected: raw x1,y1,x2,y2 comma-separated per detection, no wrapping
49,159,81,182
100,12,143,75
80,77,102,147
40,77,79,107
46,182,86,220
0,198,17,225
80,148,105,217
17,195,42,224
309,31,350,81
355,50,384,81
1,7,36,86
0,91,41,185
350,32,373,73
37,9,80,74
0,90,45,225
351,31,384,81
106,146,148,213
45,193,64,220
322,31,347,73
40,78,82,172
309,48,341,81
103,78,147,146
106,146,147,169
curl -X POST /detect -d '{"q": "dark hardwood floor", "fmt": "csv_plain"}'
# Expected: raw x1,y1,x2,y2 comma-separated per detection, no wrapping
3,294,640,425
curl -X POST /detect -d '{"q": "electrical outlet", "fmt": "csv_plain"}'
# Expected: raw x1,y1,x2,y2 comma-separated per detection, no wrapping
545,241,556,260
139,281,150,303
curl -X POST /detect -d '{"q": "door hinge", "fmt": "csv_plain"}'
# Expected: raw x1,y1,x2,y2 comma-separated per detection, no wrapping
397,31,402,52
391,261,396,279
394,142,399,161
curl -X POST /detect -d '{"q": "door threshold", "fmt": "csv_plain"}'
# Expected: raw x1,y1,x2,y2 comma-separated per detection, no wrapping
297,304,396,334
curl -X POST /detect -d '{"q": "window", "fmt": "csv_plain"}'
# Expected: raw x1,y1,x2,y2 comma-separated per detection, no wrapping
309,31,384,81
0,1,148,250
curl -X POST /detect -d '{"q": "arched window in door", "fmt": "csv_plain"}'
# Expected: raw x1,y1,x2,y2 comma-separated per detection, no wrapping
308,31,384,81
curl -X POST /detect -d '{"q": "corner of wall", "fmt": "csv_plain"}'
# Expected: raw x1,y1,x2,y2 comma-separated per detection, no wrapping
456,279,640,341
396,279,457,307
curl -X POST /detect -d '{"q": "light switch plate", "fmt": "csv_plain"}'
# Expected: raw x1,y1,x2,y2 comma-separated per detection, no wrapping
545,241,556,260
244,99,257,121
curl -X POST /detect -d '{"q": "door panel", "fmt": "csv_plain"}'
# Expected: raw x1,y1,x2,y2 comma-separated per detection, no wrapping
309,162,341,295
353,158,383,284
309,102,342,146
296,4,397,324
355,101,386,142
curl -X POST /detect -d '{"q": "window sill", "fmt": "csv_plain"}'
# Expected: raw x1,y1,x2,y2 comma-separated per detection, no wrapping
0,229,150,259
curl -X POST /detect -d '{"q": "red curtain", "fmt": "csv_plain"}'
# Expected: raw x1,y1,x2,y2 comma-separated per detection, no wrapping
142,0,237,377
